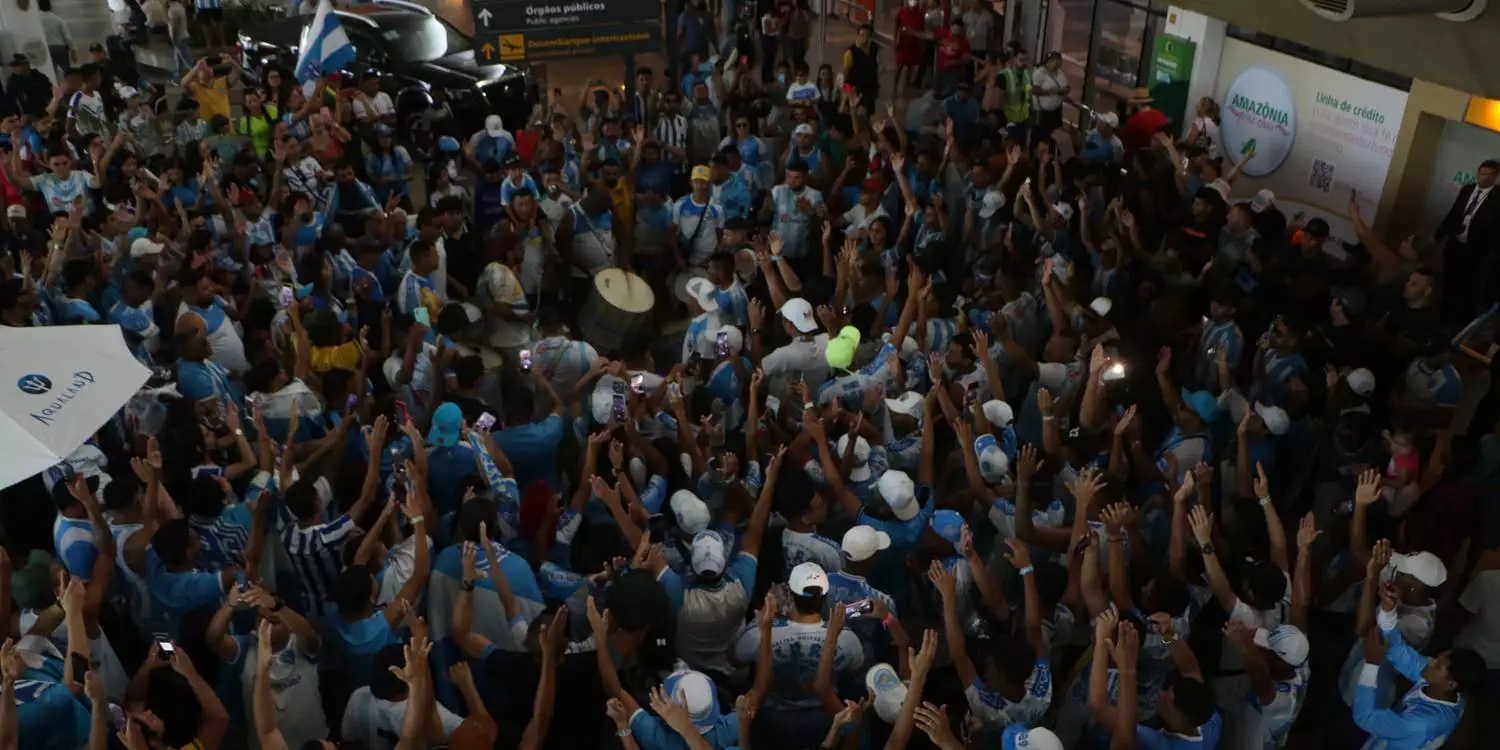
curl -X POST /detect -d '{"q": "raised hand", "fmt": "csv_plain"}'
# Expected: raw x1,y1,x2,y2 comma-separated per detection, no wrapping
1354,468,1381,507
1188,504,1215,546
1296,513,1320,549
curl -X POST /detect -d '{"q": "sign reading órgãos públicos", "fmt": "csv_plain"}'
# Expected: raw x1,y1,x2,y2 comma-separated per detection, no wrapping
473,0,662,62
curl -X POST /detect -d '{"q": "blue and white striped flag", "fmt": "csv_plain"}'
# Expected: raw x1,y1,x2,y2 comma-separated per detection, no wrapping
294,0,356,85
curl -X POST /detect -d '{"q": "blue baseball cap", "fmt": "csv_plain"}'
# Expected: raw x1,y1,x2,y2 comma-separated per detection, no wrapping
930,510,964,545
973,434,1008,484
126,226,150,244
1179,387,1220,424
427,402,463,448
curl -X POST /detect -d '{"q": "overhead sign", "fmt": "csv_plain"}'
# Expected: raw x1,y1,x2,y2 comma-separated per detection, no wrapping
472,0,661,62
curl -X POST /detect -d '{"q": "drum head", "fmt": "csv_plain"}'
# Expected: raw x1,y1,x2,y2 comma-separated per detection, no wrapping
595,269,655,313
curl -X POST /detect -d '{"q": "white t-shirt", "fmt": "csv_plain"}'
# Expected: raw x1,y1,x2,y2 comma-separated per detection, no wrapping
1222,572,1292,670
786,82,820,103
842,203,889,233
1033,67,1068,112
763,334,831,392
375,535,432,606
1194,116,1223,160
236,638,327,749
1456,569,1500,669
352,92,396,122
67,90,110,137
341,686,464,750
1223,664,1307,750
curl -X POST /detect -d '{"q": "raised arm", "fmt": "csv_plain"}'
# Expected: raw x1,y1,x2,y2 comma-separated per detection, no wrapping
1291,512,1317,632
928,561,979,689
252,621,291,750
1253,462,1290,572
1188,504,1238,612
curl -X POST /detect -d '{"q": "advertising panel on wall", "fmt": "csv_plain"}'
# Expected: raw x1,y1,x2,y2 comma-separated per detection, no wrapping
1213,38,1410,242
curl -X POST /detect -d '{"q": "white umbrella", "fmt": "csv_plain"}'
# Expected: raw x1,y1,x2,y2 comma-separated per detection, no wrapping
0,324,151,491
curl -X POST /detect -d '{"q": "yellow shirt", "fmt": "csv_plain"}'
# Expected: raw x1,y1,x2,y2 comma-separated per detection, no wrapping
310,341,362,374
591,177,634,235
192,78,230,122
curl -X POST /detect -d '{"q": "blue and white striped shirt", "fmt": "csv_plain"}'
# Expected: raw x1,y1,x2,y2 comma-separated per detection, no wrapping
280,514,356,617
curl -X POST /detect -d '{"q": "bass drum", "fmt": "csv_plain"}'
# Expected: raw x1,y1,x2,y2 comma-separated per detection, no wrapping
577,268,655,355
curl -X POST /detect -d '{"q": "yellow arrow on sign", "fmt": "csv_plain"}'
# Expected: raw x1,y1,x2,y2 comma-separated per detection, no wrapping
482,42,495,61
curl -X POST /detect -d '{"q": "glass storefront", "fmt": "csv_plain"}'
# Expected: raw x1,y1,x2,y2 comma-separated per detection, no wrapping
1036,0,1167,126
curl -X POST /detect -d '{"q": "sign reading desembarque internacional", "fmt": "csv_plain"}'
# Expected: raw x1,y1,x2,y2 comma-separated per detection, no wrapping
472,0,662,63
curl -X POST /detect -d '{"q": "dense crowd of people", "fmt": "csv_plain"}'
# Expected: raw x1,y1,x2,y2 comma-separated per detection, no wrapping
0,0,1498,749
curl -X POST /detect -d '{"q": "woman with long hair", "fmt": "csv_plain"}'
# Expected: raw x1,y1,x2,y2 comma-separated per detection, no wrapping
365,125,412,210
236,88,280,159
1186,96,1223,160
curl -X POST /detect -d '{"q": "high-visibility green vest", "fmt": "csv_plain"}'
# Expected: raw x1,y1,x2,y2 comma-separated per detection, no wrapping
1002,66,1032,124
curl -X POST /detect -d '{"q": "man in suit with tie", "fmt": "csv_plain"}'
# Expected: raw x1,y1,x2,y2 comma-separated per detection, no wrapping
1437,159,1500,319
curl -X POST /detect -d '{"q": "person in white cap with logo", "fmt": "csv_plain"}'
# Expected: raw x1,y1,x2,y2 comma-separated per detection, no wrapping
1221,621,1309,750
1352,539,1485,750
751,296,830,390
1338,534,1450,710
733,561,864,743
660,449,783,678
826,524,896,616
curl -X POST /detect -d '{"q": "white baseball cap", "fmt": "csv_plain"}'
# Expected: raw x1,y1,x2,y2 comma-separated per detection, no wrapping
978,190,1006,219
1251,189,1276,214
794,123,815,136
1253,402,1290,436
974,434,1009,484
5,205,24,219
1391,551,1447,587
711,325,744,356
1002,726,1064,750
1096,111,1119,128
690,531,727,575
876,470,918,520
130,236,165,258
835,434,872,482
865,663,907,723
1089,296,1114,317
779,297,819,333
981,400,1014,428
661,669,721,733
789,561,829,596
672,490,710,535
684,277,719,312
1346,367,1376,397
1253,625,1310,668
885,391,924,420
841,525,891,562
484,114,506,138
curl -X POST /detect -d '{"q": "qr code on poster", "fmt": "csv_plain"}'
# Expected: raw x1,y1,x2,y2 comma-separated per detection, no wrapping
1309,158,1337,194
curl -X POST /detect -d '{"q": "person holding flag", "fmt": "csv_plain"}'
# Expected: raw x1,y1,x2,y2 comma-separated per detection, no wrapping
294,0,357,89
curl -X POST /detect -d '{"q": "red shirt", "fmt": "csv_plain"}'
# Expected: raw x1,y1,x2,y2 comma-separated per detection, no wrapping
897,7,925,37
1122,107,1170,152
936,29,970,72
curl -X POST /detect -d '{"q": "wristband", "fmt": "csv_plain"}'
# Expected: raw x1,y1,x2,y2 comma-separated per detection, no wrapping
1160,632,1178,646
409,514,425,525
616,729,632,738
1018,565,1034,576
883,613,896,629
1042,415,1056,422
462,580,476,592
1257,496,1272,507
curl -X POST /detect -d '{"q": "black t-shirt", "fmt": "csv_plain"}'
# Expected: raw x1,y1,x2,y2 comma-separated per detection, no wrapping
483,649,610,749
1384,301,1439,348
